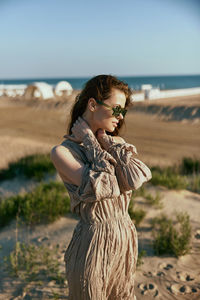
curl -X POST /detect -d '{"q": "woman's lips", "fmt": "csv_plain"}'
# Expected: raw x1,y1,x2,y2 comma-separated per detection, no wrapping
112,122,118,127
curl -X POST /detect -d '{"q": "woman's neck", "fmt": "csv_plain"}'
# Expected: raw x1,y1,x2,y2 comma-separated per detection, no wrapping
81,113,98,135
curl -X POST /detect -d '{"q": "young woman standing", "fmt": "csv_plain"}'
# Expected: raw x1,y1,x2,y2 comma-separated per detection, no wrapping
51,74,152,299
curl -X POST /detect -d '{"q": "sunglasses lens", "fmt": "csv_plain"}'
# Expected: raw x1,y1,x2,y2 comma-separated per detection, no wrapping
112,106,127,117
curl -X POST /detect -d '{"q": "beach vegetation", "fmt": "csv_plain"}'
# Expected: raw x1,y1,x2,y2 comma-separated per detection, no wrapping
151,168,188,190
186,175,200,194
0,153,55,181
2,209,67,299
0,181,70,228
131,186,146,198
4,241,65,287
180,157,200,175
144,191,163,208
128,199,146,226
137,250,146,267
150,157,200,193
151,212,192,257
132,186,163,209
1,154,199,194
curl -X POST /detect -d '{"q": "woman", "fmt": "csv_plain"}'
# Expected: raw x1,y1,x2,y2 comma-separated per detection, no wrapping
50,75,152,300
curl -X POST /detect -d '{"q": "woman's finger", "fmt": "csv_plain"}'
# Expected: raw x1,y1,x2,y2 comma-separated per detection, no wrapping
97,128,106,136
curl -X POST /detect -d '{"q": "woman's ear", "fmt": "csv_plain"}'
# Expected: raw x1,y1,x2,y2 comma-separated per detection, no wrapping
88,98,97,112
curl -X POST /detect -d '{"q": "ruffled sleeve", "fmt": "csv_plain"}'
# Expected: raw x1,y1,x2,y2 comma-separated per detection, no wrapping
104,136,152,193
63,133,121,213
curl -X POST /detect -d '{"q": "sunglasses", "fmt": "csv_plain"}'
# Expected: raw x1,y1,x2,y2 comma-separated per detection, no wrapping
95,99,127,117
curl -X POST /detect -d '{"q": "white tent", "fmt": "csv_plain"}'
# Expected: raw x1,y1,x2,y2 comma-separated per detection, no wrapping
54,81,73,97
24,82,54,100
0,84,27,97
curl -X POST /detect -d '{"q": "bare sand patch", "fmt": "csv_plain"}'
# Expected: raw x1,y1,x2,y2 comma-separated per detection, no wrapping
0,136,51,170
134,187,200,299
123,112,200,167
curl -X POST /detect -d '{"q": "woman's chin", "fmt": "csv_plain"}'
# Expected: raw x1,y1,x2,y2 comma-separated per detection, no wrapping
106,127,115,133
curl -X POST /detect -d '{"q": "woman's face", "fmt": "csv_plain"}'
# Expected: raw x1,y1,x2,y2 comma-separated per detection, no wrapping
92,88,127,133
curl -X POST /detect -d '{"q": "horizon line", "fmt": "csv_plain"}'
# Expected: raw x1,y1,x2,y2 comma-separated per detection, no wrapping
0,73,200,81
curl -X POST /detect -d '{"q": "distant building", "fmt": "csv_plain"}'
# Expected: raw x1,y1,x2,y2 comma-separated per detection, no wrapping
54,81,73,97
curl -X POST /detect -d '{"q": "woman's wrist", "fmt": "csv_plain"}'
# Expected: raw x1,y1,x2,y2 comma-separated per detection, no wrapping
98,135,125,151
82,131,117,169
97,135,114,151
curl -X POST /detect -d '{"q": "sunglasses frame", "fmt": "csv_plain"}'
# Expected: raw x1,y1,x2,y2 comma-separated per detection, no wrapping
94,99,127,117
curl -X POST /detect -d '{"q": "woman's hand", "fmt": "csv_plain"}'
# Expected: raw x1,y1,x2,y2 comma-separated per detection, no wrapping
97,129,125,150
68,117,94,143
96,129,114,150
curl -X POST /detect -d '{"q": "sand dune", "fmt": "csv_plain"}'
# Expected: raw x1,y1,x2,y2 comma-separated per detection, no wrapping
0,94,200,169
131,94,200,122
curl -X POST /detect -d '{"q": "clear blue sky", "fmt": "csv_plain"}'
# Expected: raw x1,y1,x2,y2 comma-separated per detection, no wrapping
0,0,200,79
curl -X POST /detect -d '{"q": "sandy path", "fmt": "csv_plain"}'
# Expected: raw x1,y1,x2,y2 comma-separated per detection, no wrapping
134,187,200,299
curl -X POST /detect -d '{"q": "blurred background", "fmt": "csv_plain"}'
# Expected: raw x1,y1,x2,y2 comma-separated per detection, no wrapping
0,1,200,299
0,0,200,167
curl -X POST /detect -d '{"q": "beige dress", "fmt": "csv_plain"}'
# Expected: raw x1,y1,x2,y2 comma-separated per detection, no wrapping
61,133,152,300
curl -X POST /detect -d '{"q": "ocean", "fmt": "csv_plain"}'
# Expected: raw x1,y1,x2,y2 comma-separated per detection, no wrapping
0,74,200,91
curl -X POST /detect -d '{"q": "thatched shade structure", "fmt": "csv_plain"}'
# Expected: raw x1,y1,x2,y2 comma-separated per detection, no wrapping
24,82,54,100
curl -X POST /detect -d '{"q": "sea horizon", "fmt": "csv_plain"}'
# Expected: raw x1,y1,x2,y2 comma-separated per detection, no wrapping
0,74,200,91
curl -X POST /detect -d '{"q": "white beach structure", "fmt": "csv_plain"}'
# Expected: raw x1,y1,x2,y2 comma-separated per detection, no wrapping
24,82,54,100
153,87,200,99
54,81,73,97
131,85,200,102
141,84,153,100
0,84,27,97
131,93,145,102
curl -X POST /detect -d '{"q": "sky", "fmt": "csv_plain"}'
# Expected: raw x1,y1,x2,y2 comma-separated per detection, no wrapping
0,0,200,79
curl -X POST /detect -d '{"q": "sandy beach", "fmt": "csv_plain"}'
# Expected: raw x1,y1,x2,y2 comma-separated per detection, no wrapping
0,93,200,299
